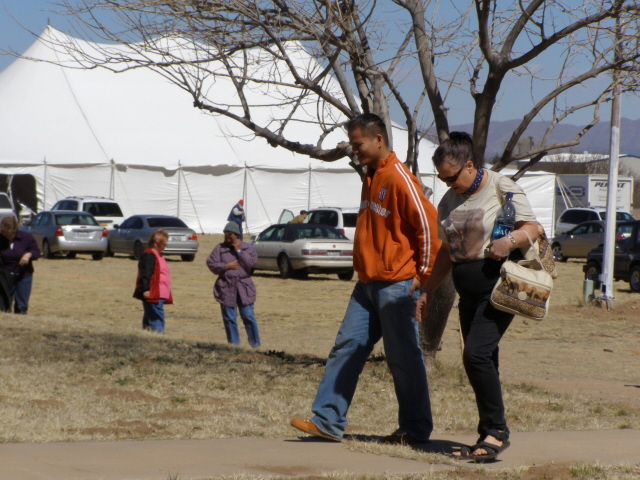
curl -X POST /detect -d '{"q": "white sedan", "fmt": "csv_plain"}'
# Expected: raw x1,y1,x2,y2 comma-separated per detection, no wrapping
251,223,354,280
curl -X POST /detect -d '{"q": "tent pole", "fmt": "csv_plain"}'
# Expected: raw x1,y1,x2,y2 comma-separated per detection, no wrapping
43,158,47,211
110,159,115,199
8,174,14,200
243,164,248,234
180,167,204,234
308,166,311,210
177,161,181,217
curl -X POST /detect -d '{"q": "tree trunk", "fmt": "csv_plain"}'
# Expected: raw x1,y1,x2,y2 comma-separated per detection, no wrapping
420,272,456,371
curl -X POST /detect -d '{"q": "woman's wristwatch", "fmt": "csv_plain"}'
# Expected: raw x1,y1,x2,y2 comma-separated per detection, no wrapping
506,233,517,248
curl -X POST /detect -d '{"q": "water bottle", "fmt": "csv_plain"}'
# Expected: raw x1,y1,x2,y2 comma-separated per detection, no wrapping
491,192,516,241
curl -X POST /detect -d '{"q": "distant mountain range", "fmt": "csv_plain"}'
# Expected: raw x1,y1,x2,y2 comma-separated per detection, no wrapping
444,118,640,158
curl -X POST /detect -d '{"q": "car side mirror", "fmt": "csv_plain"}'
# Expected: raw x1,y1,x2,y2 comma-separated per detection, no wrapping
112,224,119,229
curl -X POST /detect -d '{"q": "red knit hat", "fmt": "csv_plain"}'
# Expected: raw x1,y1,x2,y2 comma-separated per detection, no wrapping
238,199,244,205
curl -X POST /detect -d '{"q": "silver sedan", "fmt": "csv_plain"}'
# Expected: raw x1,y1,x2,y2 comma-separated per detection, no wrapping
551,220,634,262
251,223,354,280
20,211,108,260
108,215,199,261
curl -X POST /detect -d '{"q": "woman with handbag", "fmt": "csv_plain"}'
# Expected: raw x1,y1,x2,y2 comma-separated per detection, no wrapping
416,132,538,461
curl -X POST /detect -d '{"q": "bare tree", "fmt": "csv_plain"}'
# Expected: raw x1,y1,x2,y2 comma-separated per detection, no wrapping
33,0,640,360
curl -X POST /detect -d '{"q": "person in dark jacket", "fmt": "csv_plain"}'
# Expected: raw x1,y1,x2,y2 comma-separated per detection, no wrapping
206,221,260,347
133,230,173,333
0,216,41,314
226,199,245,240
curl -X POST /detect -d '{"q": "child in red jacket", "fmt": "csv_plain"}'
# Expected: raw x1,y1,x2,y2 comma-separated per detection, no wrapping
133,230,173,332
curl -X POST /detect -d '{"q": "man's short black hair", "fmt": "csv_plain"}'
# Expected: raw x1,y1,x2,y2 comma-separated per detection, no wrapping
346,113,389,145
300,210,308,214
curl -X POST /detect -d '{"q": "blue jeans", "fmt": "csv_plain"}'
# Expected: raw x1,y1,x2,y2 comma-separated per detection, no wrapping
142,299,165,333
310,279,432,441
221,298,260,347
13,275,33,314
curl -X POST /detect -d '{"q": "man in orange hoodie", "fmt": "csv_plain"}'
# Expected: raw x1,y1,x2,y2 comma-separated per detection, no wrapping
291,113,441,444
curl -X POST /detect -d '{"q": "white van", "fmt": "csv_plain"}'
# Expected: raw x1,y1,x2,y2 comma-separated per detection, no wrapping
555,207,634,235
51,196,125,229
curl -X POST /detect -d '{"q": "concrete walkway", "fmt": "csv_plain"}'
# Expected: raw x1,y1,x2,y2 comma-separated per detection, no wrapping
1,430,638,480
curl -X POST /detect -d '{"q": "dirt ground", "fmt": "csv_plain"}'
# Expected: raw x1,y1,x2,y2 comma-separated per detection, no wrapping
28,234,640,410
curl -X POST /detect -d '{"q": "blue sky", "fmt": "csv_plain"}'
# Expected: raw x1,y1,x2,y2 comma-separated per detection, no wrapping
1,0,638,128
0,1,55,67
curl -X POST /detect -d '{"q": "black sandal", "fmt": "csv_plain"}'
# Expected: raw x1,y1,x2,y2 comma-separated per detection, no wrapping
453,429,510,462
454,439,511,462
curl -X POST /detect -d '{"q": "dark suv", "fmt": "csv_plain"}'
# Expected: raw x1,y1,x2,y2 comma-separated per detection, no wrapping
584,220,640,292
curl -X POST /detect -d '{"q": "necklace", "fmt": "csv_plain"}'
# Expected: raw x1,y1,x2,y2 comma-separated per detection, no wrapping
463,168,484,195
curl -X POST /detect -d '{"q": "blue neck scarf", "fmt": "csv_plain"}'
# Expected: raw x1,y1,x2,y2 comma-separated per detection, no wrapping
463,168,484,195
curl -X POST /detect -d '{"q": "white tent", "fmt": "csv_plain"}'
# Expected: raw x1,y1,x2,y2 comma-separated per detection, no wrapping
0,27,437,234
0,27,555,235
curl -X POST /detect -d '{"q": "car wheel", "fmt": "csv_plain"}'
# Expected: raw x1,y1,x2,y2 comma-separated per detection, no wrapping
629,265,640,293
181,254,195,262
66,252,77,259
42,240,54,259
92,252,103,261
133,241,143,260
584,262,601,288
337,269,355,281
551,243,567,262
278,254,292,279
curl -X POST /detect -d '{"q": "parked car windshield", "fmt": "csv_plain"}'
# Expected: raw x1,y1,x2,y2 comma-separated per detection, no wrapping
599,211,634,222
0,195,12,209
295,225,348,240
307,210,339,227
343,213,358,228
147,217,188,228
82,202,123,217
52,200,78,211
567,223,601,235
55,214,99,226
617,223,634,236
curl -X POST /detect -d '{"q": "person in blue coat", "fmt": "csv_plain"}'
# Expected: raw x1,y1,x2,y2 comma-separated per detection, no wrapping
206,221,260,347
226,199,245,240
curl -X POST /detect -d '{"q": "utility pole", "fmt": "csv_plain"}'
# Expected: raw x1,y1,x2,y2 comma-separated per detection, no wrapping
598,13,624,309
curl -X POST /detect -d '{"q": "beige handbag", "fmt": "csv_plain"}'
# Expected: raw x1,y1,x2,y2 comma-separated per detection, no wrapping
494,183,558,279
490,230,554,321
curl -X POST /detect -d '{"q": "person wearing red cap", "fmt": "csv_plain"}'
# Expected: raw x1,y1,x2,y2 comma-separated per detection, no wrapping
227,199,246,239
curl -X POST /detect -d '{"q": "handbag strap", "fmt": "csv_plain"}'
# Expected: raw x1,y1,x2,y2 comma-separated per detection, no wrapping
520,229,543,264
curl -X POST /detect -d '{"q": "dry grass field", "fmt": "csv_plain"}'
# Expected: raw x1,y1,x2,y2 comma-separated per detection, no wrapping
0,234,639,479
